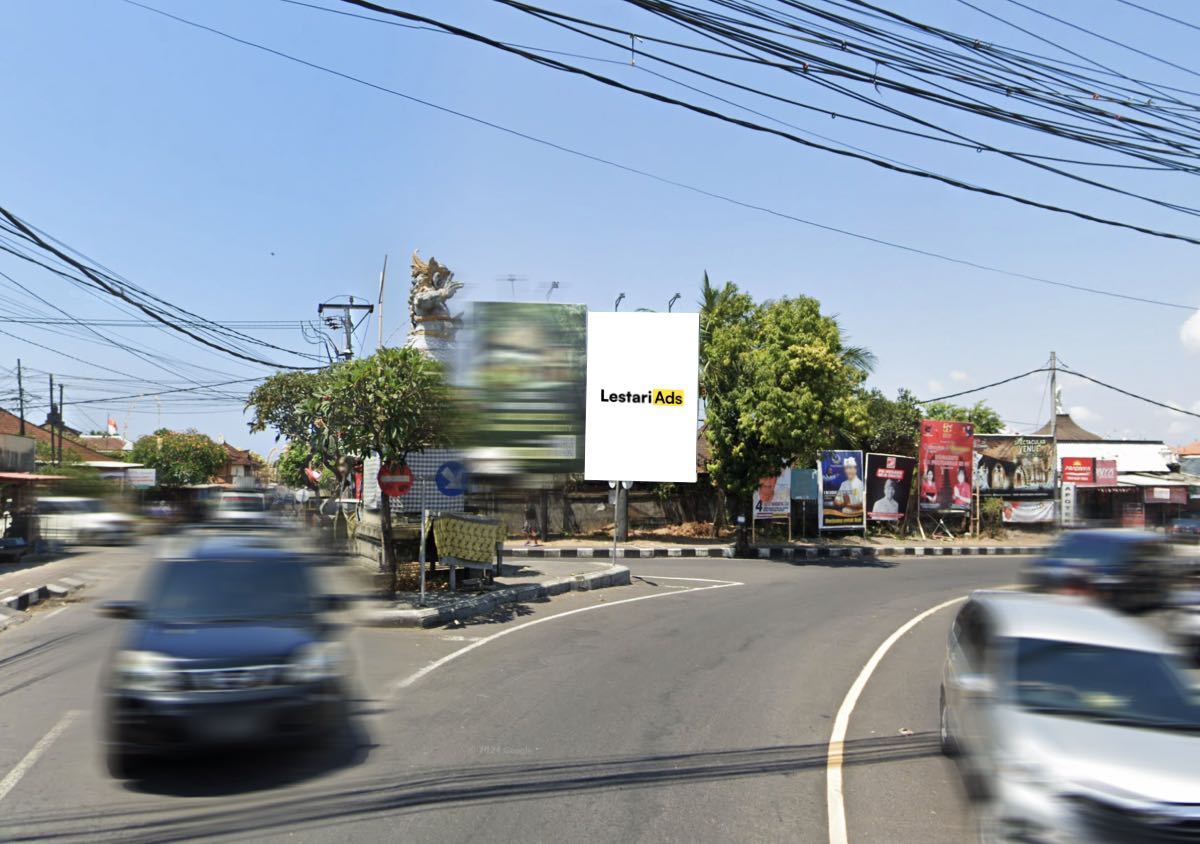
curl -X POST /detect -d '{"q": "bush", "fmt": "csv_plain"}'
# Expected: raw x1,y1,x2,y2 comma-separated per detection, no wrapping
980,498,1005,538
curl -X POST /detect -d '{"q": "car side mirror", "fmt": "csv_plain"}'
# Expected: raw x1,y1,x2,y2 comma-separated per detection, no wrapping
955,673,995,699
97,600,143,620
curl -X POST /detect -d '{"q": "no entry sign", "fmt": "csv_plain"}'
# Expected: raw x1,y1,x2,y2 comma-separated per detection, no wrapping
377,464,413,497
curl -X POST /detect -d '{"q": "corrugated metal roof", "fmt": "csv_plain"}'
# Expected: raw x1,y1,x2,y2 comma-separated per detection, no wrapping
0,471,67,481
1117,473,1188,487
1057,441,1173,473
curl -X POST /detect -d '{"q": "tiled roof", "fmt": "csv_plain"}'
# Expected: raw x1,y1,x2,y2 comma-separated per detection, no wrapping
0,408,114,463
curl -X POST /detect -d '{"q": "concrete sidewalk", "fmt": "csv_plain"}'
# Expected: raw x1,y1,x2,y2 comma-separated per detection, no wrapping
355,558,632,628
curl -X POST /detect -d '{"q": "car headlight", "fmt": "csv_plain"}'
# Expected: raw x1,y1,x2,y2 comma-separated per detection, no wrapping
112,650,181,693
285,642,346,683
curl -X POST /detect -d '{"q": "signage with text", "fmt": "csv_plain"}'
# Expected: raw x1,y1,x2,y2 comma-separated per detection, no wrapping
584,311,700,483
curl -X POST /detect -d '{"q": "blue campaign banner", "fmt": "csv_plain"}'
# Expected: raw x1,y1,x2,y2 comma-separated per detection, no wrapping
818,450,865,531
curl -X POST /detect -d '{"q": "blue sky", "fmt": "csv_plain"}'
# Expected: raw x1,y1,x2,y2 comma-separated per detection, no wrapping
2,0,1198,457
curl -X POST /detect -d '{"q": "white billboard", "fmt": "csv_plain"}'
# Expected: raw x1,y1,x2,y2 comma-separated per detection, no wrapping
584,311,699,483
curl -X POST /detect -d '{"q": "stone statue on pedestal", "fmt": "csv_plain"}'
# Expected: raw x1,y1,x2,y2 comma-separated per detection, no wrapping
406,251,462,365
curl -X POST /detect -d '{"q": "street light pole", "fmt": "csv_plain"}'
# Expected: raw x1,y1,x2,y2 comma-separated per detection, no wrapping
668,293,681,312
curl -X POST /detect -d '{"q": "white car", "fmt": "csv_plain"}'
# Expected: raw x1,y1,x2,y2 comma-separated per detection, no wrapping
211,491,274,527
38,497,136,546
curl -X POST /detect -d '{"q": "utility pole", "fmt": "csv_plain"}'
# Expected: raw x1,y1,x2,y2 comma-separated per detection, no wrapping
1050,351,1060,528
318,297,374,361
16,359,25,436
1049,351,1058,441
376,255,388,350
58,383,64,466
48,374,55,463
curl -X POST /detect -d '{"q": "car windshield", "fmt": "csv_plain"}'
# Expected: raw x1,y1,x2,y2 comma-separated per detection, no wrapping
146,559,315,622
1010,638,1200,731
219,497,265,512
1053,535,1168,569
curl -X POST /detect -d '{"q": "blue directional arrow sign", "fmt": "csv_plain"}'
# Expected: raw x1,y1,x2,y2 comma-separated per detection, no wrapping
435,461,468,497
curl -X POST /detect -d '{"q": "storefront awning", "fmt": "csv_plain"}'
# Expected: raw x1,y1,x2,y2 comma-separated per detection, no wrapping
1117,474,1189,487
0,472,67,482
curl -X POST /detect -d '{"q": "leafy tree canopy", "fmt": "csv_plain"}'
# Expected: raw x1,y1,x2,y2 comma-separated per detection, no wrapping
701,275,873,506
129,429,226,487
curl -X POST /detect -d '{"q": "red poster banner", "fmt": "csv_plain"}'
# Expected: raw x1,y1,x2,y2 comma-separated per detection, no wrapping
918,420,975,512
1060,457,1094,485
1094,459,1118,487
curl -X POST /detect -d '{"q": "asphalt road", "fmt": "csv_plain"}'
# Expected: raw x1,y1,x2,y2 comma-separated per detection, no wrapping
0,542,1029,843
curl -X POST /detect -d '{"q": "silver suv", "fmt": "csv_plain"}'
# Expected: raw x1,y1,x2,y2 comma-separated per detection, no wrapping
940,590,1200,842
38,497,136,546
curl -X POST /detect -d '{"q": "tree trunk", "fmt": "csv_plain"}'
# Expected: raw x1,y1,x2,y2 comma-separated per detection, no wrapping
380,490,397,596
711,487,727,538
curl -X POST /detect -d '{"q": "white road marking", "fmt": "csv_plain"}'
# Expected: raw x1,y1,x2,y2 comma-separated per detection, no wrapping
393,577,743,694
40,607,68,621
826,596,966,844
0,588,12,597
0,710,81,804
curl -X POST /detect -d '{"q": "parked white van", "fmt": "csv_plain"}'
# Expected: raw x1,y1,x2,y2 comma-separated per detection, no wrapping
38,497,136,546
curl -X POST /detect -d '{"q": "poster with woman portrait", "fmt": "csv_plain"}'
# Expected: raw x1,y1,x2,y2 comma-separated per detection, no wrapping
917,420,975,512
865,454,916,521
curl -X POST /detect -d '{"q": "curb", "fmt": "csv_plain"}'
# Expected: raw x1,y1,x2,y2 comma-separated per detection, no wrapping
503,545,1052,561
358,565,633,629
0,577,89,626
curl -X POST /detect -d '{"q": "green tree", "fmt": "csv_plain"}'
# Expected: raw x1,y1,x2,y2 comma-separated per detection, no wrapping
306,348,457,594
922,400,1004,434
701,280,873,518
129,429,226,487
859,388,924,456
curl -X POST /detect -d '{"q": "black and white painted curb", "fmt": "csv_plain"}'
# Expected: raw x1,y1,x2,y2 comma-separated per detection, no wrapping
503,545,1052,561
0,576,87,631
359,565,633,629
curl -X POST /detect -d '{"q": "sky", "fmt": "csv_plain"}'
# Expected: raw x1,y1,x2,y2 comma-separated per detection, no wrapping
1,0,1198,459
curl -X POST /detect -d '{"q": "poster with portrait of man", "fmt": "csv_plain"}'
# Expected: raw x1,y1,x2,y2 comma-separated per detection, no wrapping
819,450,865,530
865,454,916,522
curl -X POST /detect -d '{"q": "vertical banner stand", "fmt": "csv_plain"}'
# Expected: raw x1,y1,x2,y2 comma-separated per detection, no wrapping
418,507,428,607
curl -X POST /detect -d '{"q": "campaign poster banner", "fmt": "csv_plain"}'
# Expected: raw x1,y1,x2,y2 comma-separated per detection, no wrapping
1002,500,1057,524
974,435,1054,499
865,453,915,522
753,467,792,520
819,450,865,530
918,420,975,511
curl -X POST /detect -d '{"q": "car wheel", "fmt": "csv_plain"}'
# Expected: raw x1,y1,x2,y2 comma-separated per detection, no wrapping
104,746,144,780
939,687,958,757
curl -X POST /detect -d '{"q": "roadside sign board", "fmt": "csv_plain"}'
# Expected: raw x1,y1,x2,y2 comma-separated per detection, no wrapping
378,464,413,497
125,468,156,489
753,467,791,520
434,461,468,498
1095,459,1117,487
1061,457,1094,485
583,311,700,484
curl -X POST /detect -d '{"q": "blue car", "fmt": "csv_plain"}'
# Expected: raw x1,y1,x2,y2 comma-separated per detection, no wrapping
98,536,352,778
1021,529,1174,612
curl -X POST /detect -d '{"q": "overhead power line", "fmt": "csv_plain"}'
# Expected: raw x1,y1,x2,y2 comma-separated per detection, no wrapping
339,0,1200,246
918,367,1050,403
0,205,322,370
118,0,1197,312
920,363,1200,420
